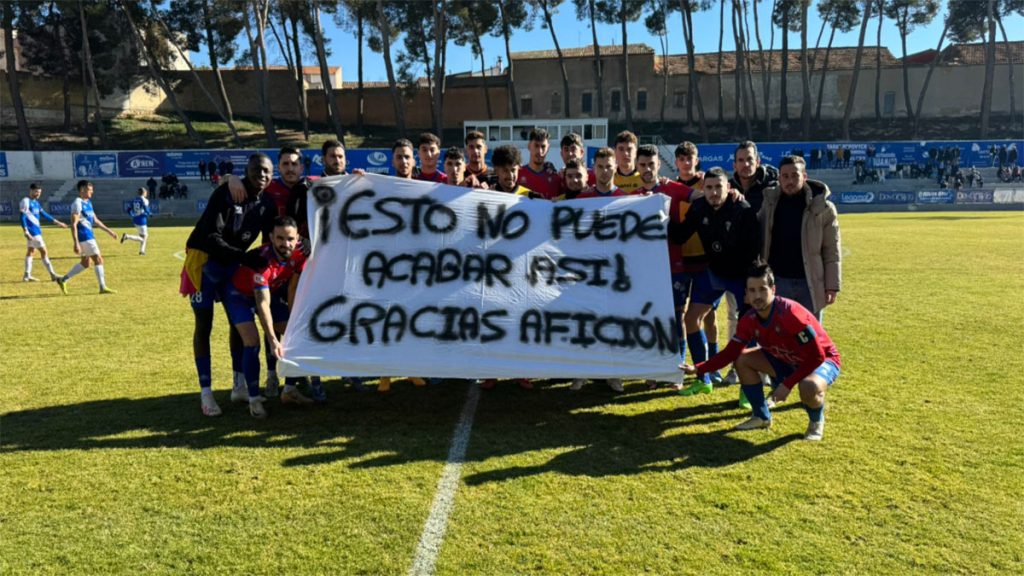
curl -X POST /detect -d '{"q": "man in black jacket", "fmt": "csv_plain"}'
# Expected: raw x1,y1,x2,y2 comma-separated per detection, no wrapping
182,153,277,417
669,167,760,398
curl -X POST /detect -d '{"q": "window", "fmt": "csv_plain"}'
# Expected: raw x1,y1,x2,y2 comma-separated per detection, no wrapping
521,95,533,116
610,89,621,112
550,92,561,115
584,124,593,139
595,124,606,139
673,90,687,109
637,90,647,111
883,91,896,117
581,92,593,114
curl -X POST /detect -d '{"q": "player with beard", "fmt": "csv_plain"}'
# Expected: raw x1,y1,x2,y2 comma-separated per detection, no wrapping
682,264,840,441
517,128,561,199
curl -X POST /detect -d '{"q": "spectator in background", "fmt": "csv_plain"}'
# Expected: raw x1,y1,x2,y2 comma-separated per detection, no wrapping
218,160,228,177
198,159,207,181
225,161,234,176
146,176,158,197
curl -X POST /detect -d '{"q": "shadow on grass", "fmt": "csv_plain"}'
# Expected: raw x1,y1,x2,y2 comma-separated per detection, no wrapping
885,214,1019,221
1,380,798,480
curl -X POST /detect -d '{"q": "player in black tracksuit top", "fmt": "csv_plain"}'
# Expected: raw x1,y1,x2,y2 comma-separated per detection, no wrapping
667,167,761,396
186,153,277,417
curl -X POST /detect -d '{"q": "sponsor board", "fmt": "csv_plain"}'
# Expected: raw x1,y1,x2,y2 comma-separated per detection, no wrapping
993,189,1024,204
0,151,7,177
48,202,72,216
874,191,916,204
74,153,119,177
836,192,875,204
916,190,955,204
0,201,12,216
196,199,208,212
955,190,994,204
122,199,161,214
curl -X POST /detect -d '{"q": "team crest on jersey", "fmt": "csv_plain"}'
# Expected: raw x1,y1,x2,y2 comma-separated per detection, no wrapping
254,273,266,285
711,241,722,252
725,221,732,231
702,216,709,225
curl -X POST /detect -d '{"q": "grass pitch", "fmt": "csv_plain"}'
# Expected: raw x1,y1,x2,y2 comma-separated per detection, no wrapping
1,211,1022,575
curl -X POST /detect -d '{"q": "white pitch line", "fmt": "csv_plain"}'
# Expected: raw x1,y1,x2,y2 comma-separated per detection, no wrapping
172,250,186,261
408,382,482,576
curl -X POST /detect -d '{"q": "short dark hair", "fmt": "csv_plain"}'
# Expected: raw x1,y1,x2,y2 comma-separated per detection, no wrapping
491,145,521,168
528,128,549,143
29,182,41,191
675,141,698,158
274,215,298,230
564,159,583,172
614,130,638,146
704,166,728,181
418,132,441,147
747,262,775,287
735,140,759,157
279,146,302,160
465,130,486,145
321,139,344,157
637,144,659,160
249,152,272,166
136,187,147,196
392,138,414,153
779,155,807,172
560,132,583,149
76,179,92,191
594,147,615,162
444,146,464,162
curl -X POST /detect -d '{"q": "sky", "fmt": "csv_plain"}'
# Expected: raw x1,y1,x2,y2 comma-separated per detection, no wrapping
187,2,1024,84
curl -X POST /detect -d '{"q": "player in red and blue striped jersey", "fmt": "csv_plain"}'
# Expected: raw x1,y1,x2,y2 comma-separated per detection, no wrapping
682,264,841,441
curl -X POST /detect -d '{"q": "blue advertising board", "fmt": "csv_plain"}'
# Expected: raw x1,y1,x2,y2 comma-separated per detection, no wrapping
0,201,12,216
835,191,876,204
0,151,7,178
74,153,119,178
48,202,73,216
196,199,208,213
916,190,956,204
118,150,257,178
874,191,916,204
955,190,995,204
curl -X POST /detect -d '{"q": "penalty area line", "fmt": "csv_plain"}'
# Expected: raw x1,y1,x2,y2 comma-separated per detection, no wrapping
172,250,186,261
408,382,481,576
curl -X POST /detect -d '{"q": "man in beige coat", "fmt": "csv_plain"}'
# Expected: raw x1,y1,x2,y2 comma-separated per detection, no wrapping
758,155,841,319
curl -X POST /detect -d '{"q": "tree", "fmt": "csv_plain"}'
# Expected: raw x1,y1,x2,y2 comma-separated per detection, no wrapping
751,0,774,137
981,0,996,137
909,16,947,136
873,0,884,121
374,0,405,134
451,1,500,119
716,0,725,123
431,0,449,138
573,0,604,116
602,0,647,130
155,0,242,145
310,0,344,140
947,0,997,137
730,0,750,135
341,0,378,134
772,0,799,125
883,0,939,123
678,0,710,141
740,0,759,123
2,2,32,149
166,0,243,144
996,0,1023,131
841,0,873,140
532,0,571,117
120,0,204,146
645,0,671,128
814,0,860,124
246,0,278,145
495,0,530,118
798,0,812,137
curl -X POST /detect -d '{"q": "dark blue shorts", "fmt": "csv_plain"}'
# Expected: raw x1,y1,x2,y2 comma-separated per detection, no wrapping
189,260,238,311
765,354,841,387
224,286,291,326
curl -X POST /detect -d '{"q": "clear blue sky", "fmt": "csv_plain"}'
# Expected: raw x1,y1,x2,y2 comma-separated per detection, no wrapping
187,2,1024,83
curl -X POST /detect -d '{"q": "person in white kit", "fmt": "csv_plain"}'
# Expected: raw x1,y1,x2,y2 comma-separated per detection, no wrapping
56,180,119,295
121,187,151,255
19,182,68,282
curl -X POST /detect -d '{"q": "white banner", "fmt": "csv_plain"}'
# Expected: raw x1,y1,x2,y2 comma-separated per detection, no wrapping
279,174,680,382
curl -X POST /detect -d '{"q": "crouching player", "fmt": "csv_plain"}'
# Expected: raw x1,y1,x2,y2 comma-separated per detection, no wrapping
225,216,314,418
681,264,840,441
